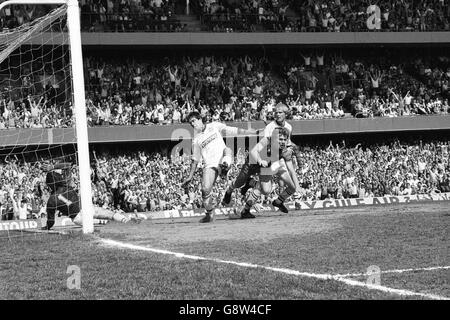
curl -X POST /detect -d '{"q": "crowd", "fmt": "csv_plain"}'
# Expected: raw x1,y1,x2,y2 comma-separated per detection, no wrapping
1,0,449,32
0,0,184,32
1,51,448,129
290,0,450,32
83,53,285,125
282,51,449,118
1,137,449,219
80,0,185,32
0,95,73,129
192,0,450,32
194,0,294,32
0,3,50,30
294,138,450,201
86,138,450,209
79,51,450,121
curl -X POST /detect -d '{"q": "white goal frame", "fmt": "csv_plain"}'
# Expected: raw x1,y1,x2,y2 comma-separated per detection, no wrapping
0,0,94,233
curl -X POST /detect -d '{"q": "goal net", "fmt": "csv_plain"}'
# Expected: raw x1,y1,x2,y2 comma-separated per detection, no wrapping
0,0,94,234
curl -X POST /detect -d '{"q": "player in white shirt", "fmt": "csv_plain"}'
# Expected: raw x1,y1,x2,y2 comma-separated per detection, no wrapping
263,105,293,139
181,111,257,223
222,103,301,206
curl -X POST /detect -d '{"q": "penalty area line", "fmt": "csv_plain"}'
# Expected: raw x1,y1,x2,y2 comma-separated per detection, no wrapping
99,238,449,300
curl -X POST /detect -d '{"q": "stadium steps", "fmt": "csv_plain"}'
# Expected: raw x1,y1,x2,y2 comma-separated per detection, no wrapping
177,14,203,32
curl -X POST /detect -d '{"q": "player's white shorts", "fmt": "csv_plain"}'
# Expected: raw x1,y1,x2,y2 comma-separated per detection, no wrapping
204,151,233,172
204,156,223,170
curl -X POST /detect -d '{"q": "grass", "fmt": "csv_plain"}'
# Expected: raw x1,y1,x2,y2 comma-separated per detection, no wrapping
0,235,405,300
0,201,448,300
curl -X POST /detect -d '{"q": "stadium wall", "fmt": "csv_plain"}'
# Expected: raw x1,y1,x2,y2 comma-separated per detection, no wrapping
24,32,450,46
1,116,449,146
143,192,450,220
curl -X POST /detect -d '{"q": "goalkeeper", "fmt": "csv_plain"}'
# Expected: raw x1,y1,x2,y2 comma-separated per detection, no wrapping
41,161,141,230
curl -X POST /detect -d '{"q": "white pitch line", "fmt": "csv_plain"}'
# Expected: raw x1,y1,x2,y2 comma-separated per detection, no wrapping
334,266,450,278
100,238,450,300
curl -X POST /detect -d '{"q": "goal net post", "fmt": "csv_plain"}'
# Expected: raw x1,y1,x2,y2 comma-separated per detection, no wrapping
0,0,94,233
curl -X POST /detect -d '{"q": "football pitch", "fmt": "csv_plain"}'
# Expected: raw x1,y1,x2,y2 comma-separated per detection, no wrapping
0,201,448,300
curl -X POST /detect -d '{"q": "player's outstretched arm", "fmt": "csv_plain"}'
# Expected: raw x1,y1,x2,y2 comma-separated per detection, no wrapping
71,207,144,226
236,127,259,136
53,162,72,170
42,162,72,172
218,122,259,137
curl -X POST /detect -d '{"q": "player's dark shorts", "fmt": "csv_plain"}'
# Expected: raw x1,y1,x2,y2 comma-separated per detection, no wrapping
234,162,261,188
234,144,297,188
46,188,81,222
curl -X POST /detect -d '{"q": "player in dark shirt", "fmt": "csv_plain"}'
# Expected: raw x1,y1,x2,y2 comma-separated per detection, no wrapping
236,127,296,219
42,162,142,230
222,104,301,207
43,162,80,230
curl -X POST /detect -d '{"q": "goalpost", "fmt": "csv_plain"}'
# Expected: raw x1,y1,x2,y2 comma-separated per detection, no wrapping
0,0,94,233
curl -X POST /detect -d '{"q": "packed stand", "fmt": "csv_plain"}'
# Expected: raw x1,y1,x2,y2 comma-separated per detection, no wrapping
189,0,450,32
0,51,449,129
89,139,450,210
80,0,185,32
1,0,449,32
193,0,294,32
289,0,450,32
0,3,54,30
1,137,449,219
0,1,184,32
84,52,449,124
84,54,290,125
0,94,73,129
0,58,74,129
282,51,449,118
294,138,450,201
